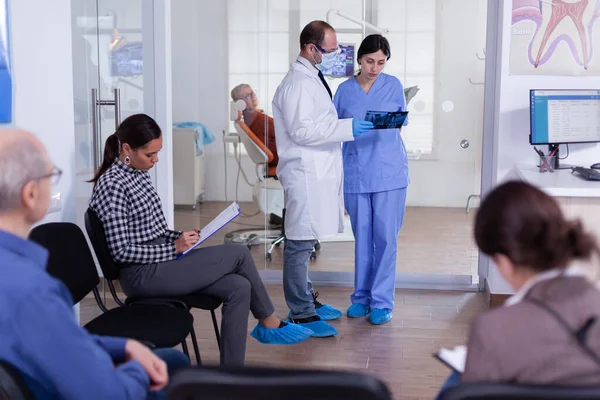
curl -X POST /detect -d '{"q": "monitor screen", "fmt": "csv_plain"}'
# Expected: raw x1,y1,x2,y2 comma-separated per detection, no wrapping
530,89,600,145
110,42,143,77
322,43,355,78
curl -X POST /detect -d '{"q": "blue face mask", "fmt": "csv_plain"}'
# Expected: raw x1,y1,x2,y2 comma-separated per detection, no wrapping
317,51,338,72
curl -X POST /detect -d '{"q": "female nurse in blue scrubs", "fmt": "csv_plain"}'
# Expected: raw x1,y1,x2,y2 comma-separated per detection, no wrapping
333,34,408,325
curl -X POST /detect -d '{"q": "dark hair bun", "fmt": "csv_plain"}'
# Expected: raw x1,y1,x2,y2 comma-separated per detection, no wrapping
567,220,597,259
475,181,600,272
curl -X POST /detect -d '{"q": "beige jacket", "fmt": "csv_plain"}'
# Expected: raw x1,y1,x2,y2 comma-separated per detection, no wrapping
462,269,600,385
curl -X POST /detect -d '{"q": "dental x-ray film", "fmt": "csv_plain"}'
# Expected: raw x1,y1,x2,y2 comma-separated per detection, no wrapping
365,110,409,130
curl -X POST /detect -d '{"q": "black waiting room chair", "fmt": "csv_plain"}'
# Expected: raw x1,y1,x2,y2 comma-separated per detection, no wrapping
0,360,34,400
84,208,223,365
167,365,392,400
437,383,600,400
29,222,196,360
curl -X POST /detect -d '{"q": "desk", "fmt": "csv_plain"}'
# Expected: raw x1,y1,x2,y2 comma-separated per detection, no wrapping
506,164,600,198
486,165,600,297
506,164,600,268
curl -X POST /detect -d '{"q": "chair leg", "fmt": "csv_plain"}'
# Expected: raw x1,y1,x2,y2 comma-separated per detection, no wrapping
211,310,221,351
267,235,285,254
466,194,480,214
180,339,190,361
190,326,202,366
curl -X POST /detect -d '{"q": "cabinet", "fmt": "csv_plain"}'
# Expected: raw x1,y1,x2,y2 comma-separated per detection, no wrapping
173,127,205,207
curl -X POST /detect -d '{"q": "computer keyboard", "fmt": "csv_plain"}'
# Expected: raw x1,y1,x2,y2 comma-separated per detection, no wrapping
571,167,600,181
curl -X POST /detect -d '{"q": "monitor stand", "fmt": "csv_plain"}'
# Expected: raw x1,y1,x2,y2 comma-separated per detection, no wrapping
548,144,575,170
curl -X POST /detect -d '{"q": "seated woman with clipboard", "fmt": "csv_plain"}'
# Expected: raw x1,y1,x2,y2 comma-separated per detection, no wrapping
88,114,312,367
435,181,600,398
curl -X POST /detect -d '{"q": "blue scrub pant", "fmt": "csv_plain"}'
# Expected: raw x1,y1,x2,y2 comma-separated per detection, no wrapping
344,188,407,310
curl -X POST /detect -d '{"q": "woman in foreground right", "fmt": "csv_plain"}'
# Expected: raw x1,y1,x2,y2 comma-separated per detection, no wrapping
437,180,600,397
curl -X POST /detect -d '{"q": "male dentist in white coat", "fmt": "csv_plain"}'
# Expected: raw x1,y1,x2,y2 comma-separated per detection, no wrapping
272,20,374,337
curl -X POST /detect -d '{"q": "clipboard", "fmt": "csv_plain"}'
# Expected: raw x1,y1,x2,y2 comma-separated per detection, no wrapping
176,202,241,260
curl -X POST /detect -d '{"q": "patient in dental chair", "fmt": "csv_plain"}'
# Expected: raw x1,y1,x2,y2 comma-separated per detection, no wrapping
230,84,278,171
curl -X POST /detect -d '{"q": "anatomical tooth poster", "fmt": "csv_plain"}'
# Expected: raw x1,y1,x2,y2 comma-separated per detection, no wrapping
0,0,11,122
510,0,600,76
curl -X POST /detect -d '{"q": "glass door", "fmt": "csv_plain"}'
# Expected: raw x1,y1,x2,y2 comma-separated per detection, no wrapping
224,0,487,289
71,0,156,231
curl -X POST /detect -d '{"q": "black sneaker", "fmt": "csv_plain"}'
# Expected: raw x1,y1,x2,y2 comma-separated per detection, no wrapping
289,315,321,324
312,291,323,309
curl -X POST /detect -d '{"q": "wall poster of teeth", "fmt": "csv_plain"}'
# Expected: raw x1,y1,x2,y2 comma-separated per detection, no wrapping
510,0,600,76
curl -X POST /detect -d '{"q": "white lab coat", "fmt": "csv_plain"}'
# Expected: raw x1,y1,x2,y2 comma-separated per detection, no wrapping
272,56,354,241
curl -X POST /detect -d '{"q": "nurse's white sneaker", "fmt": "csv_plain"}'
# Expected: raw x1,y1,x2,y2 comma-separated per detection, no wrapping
347,303,370,318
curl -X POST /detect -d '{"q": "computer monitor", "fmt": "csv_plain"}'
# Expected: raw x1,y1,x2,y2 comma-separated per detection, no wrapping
530,89,600,145
110,42,143,77
322,43,355,78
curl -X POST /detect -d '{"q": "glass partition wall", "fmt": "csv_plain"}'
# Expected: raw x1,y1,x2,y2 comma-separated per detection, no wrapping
172,0,488,290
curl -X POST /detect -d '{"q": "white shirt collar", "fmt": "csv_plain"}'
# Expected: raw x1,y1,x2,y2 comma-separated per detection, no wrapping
504,266,589,307
295,56,319,76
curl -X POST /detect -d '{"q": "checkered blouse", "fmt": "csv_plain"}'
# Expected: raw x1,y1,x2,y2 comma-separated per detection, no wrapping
89,159,181,264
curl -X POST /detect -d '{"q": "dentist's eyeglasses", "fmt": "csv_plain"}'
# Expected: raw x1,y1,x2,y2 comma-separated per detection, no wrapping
35,166,63,186
310,43,341,55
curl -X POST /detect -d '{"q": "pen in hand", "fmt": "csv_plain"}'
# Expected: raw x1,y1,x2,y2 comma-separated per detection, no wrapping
175,231,200,255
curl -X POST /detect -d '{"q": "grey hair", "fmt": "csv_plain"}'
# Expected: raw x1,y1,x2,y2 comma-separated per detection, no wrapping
230,84,251,101
0,138,49,211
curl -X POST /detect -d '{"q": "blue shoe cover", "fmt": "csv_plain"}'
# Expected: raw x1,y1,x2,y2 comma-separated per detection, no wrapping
369,308,393,325
315,304,343,321
250,322,313,345
347,303,370,318
295,320,338,338
311,292,342,321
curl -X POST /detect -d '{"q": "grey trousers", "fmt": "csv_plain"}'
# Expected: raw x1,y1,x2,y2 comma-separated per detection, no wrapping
119,242,275,366
283,239,317,319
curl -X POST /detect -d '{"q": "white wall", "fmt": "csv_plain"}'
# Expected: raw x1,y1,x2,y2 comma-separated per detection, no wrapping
405,0,487,207
172,0,254,202
9,0,76,225
485,0,600,294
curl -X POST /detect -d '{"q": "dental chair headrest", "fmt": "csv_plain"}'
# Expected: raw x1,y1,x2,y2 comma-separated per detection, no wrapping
230,100,246,121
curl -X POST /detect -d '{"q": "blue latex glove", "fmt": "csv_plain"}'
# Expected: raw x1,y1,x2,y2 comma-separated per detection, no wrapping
352,119,374,137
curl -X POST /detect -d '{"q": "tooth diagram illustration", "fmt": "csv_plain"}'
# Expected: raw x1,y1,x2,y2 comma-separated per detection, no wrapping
512,0,600,69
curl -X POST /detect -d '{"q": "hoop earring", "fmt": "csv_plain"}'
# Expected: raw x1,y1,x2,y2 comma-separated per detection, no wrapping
124,155,131,165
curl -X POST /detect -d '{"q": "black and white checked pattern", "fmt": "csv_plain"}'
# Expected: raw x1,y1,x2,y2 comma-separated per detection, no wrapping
89,159,182,264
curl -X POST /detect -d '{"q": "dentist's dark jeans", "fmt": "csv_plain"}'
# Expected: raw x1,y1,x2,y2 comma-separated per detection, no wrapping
283,239,317,319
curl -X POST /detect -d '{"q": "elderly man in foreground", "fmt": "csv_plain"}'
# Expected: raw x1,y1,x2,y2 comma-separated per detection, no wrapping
0,128,188,400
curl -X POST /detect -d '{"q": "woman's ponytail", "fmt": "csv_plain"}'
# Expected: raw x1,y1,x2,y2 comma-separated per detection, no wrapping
88,133,120,185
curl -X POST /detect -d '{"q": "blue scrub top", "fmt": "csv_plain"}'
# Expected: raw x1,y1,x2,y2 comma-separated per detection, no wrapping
334,73,409,194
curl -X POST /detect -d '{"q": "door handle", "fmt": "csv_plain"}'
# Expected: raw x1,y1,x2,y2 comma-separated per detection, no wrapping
91,88,122,171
